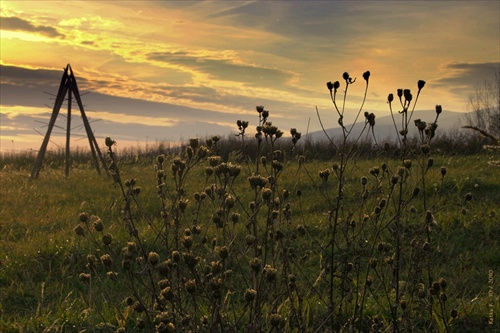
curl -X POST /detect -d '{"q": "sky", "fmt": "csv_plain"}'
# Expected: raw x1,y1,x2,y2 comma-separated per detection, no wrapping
1,1,499,153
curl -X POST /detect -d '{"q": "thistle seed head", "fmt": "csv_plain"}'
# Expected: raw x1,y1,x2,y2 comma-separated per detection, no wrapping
404,89,412,102
161,286,174,301
105,137,116,148
92,219,103,232
296,224,306,236
245,235,256,246
79,272,91,283
417,80,426,90
218,246,229,260
379,198,387,208
228,163,241,177
262,188,273,201
346,262,354,271
102,233,112,246
439,277,447,289
208,156,221,167
435,104,442,115
127,242,137,253
369,166,380,177
366,276,373,286
148,252,160,266
101,254,113,267
189,138,199,149
172,251,181,263
79,212,89,223
248,174,267,189
363,70,371,82
183,252,200,269
264,265,277,282
182,236,193,249
432,281,441,293
198,146,209,158
270,313,283,327
230,212,240,224
223,195,235,208
245,288,257,302
397,89,403,98
412,186,421,197
185,279,196,294
250,257,262,272
74,225,85,237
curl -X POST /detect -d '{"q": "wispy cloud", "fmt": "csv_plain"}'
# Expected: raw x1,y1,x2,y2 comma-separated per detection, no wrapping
0,16,64,38
147,51,295,88
431,62,500,105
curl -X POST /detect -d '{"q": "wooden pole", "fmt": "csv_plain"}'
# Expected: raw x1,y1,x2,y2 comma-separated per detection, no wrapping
68,66,108,176
30,65,70,179
65,89,72,177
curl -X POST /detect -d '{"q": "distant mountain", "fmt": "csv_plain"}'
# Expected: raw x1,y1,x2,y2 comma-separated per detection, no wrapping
306,110,467,143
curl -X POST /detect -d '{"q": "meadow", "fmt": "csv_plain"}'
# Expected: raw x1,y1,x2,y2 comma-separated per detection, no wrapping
1,75,499,332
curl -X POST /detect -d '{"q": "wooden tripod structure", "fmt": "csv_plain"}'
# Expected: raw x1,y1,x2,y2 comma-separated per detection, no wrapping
30,64,108,179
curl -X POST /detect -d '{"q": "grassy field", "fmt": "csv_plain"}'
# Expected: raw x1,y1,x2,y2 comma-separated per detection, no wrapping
0,148,499,332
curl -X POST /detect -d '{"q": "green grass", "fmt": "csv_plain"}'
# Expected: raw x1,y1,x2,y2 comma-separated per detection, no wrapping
0,152,499,332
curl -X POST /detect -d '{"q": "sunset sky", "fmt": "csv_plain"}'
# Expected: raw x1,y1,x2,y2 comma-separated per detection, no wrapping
1,1,499,153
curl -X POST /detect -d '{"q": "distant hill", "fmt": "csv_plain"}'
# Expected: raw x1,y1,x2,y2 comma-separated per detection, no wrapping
306,110,466,143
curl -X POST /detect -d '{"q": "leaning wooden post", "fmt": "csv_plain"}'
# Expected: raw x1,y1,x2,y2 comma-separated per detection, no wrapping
30,65,70,179
65,88,72,177
68,67,109,176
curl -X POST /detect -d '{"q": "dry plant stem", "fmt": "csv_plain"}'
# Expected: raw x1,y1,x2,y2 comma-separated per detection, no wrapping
329,90,342,121
315,106,339,152
347,80,369,136
408,88,423,126
340,81,350,132
329,144,346,330
322,74,372,330
389,102,403,147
